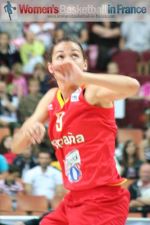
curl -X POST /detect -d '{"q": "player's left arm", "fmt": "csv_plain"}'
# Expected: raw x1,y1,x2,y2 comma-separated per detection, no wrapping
53,61,140,107
83,72,140,107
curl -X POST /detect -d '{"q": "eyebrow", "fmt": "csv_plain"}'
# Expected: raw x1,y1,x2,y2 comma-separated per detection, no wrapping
55,48,81,54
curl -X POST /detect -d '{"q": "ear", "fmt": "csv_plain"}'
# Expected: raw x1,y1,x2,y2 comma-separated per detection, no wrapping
83,59,88,71
47,62,54,74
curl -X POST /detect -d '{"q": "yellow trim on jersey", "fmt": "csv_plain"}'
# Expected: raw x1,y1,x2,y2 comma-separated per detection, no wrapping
108,178,128,187
57,90,65,108
56,90,69,108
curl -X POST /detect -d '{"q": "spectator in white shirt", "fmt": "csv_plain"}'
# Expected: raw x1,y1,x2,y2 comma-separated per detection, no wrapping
23,149,63,202
121,22,150,53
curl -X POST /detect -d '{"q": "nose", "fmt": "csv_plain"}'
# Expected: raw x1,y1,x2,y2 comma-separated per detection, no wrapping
63,55,74,62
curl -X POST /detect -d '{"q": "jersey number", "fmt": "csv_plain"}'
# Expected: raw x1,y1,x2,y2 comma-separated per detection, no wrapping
56,112,65,132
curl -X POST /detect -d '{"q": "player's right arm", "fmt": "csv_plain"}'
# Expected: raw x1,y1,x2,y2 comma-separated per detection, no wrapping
12,88,57,154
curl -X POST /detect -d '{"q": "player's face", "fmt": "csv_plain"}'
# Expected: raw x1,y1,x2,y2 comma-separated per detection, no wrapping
51,41,87,72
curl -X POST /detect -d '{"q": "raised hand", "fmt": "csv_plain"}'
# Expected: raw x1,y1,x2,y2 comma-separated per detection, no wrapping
52,61,84,86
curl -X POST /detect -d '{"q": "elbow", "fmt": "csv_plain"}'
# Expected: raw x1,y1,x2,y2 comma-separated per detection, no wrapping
129,78,140,96
11,135,22,155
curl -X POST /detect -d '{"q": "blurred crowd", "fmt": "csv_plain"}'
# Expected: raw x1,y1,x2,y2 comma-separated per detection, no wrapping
0,22,150,215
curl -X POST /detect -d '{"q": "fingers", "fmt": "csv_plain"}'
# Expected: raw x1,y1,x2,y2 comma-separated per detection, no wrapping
53,63,73,82
24,122,46,145
54,71,65,82
53,62,73,74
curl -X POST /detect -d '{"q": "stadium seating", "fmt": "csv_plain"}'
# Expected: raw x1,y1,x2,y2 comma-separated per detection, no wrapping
0,194,49,215
0,194,12,213
112,50,139,74
16,195,48,215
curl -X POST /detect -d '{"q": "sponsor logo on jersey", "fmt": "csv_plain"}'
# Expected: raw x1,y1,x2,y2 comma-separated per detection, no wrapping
51,132,85,149
65,149,82,183
70,88,82,102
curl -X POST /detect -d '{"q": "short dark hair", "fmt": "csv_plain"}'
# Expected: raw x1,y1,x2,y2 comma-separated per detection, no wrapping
38,149,51,158
8,165,20,174
49,37,86,62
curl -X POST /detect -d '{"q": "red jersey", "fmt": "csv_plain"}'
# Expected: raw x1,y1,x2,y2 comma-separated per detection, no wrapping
48,88,126,191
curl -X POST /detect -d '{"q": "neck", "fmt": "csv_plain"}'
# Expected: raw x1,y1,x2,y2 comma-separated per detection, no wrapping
41,166,47,172
58,84,78,100
27,39,34,44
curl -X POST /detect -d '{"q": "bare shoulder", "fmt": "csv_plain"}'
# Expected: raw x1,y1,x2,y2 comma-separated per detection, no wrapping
36,87,58,113
84,85,113,108
29,87,58,123
42,87,58,103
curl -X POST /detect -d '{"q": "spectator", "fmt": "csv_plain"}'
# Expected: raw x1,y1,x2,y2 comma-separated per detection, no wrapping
115,138,123,163
106,62,125,119
129,82,150,101
121,140,143,179
0,154,8,179
0,165,23,196
107,62,119,74
28,22,55,48
139,127,150,162
78,27,89,51
0,135,16,164
56,22,88,41
121,21,150,53
0,22,24,47
11,63,28,97
0,81,19,126
23,149,63,201
114,138,123,175
20,30,45,73
33,63,57,94
53,29,64,43
89,22,121,71
129,163,150,209
13,146,37,179
17,78,43,123
0,32,21,76
138,82,150,101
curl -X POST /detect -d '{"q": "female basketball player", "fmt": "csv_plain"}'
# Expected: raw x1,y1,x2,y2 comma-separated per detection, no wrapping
12,38,140,225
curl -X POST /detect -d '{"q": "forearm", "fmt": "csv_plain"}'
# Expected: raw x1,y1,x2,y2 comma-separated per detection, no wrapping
82,72,140,97
12,118,35,154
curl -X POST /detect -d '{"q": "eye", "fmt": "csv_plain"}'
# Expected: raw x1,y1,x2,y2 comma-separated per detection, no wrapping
56,55,64,60
71,54,79,59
